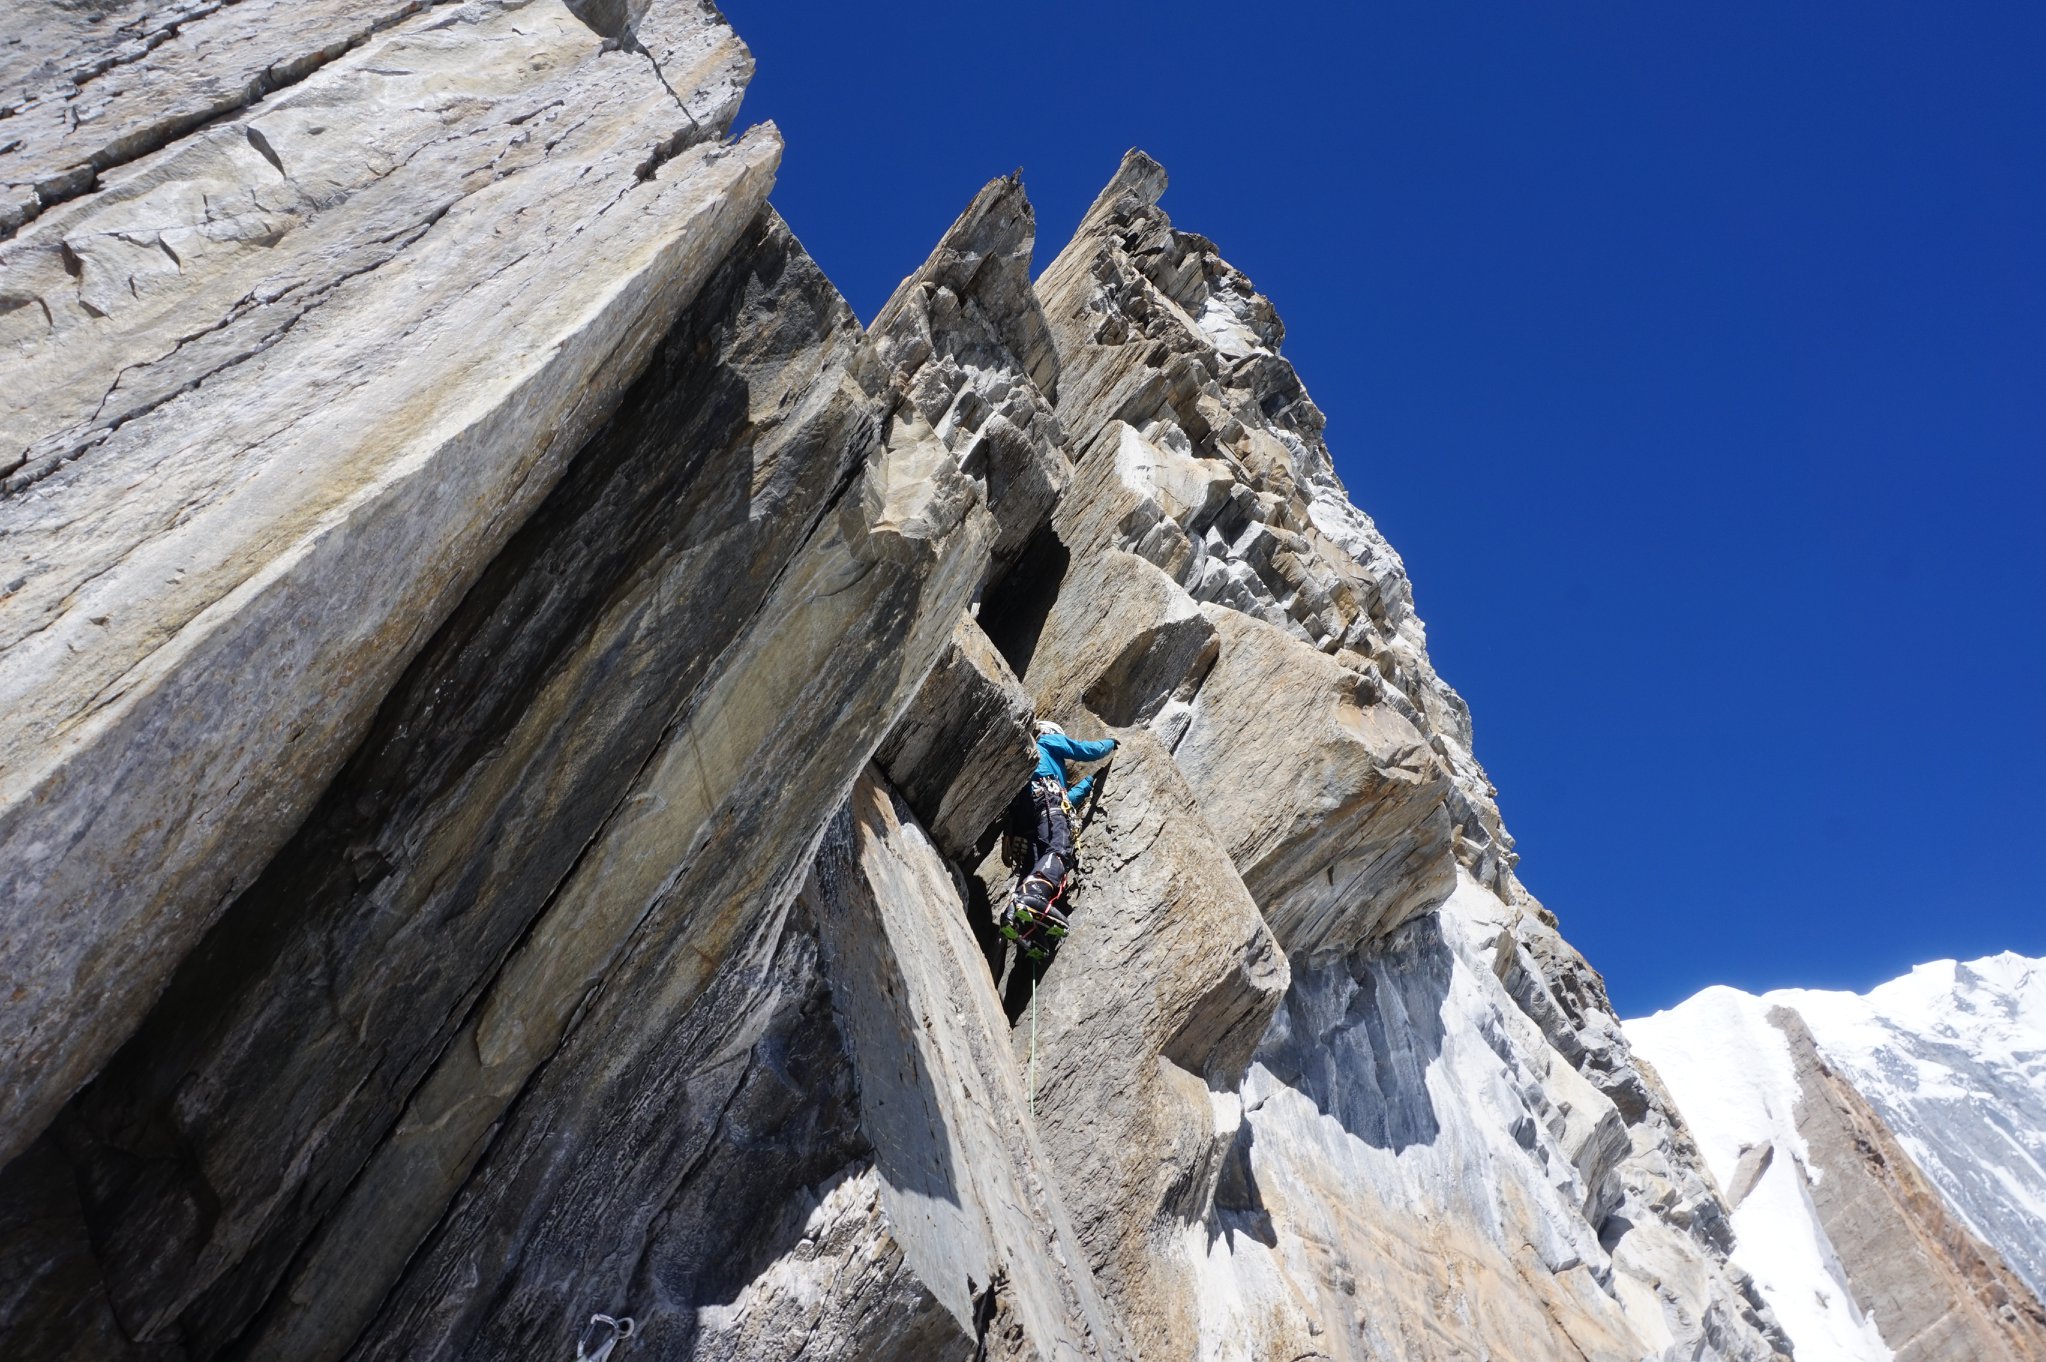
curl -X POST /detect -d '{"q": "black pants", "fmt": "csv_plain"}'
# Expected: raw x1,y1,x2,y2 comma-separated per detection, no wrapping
1016,778,1074,910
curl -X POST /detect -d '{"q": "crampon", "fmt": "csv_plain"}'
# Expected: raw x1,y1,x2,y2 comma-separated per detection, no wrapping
998,908,1054,961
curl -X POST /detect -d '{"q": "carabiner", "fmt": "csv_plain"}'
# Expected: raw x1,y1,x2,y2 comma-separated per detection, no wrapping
575,1313,635,1362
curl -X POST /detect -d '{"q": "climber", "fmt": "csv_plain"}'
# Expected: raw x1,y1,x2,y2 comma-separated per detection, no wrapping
1007,720,1117,933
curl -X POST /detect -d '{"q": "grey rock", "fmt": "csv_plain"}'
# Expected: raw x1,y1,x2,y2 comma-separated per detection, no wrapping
1788,955,2046,1303
1017,548,1218,731
306,285,990,1362
1227,904,1637,1361
1022,152,1787,1361
1631,957,2046,1361
1034,150,1518,897
41,206,894,1359
0,1133,160,1361
1172,604,1455,959
0,1,438,239
1724,1142,1774,1210
994,731,1288,1361
805,770,1122,1360
687,1165,976,1362
869,173,1069,563
0,48,1814,1358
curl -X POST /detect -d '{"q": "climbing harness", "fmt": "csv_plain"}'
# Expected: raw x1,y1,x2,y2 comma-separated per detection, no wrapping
575,1313,635,1362
1003,773,1080,950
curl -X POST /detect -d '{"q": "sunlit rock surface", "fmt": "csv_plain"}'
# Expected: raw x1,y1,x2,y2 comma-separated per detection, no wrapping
1,7,1831,1356
1768,954,2046,1306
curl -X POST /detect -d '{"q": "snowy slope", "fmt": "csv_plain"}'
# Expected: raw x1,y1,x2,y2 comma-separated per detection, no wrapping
1766,952,2046,1302
1627,988,1896,1362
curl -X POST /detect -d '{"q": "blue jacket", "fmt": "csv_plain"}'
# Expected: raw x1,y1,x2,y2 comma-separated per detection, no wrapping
1033,733,1117,804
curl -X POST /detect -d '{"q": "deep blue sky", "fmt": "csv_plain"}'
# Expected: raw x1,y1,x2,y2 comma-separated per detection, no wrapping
722,1,2046,1015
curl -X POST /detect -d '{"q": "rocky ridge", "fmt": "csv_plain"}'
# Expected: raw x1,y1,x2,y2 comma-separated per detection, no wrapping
3,3,1820,1357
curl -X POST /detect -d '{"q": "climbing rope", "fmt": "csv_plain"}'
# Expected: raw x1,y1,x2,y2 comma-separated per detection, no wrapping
575,1313,635,1362
1027,956,1040,1119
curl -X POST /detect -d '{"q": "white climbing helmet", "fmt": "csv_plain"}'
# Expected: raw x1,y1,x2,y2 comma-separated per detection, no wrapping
1034,719,1066,738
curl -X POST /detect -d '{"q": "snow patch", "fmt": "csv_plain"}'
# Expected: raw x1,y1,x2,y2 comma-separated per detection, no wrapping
1195,293,1263,361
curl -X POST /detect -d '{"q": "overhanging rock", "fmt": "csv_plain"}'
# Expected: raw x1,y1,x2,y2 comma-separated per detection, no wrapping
877,614,1039,862
1173,604,1457,958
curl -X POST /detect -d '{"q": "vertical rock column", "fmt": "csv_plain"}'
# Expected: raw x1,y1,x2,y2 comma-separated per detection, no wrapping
1027,151,1463,953
983,733,1290,1361
327,289,993,1362
1776,1007,2046,1362
803,771,1124,1362
16,210,904,1360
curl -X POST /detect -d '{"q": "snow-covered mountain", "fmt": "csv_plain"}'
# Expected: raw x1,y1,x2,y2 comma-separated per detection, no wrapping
1628,952,2046,1362
1773,953,2046,1299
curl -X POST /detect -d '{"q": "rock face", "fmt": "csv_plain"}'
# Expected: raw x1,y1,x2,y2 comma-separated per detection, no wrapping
3,6,1815,1358
1778,1008,2046,1362
0,0,777,1162
1629,961,2046,1362
1005,153,1787,1362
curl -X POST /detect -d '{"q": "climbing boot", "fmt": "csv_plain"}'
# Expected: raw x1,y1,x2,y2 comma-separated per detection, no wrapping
1012,873,1058,916
1013,874,1071,927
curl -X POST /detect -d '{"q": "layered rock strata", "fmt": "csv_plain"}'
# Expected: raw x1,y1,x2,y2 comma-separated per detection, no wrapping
0,0,776,1160
1002,153,1788,1361
4,5,1807,1358
1765,954,2046,1305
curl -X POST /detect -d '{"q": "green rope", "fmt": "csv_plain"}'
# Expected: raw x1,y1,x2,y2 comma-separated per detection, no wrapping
1027,956,1040,1119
